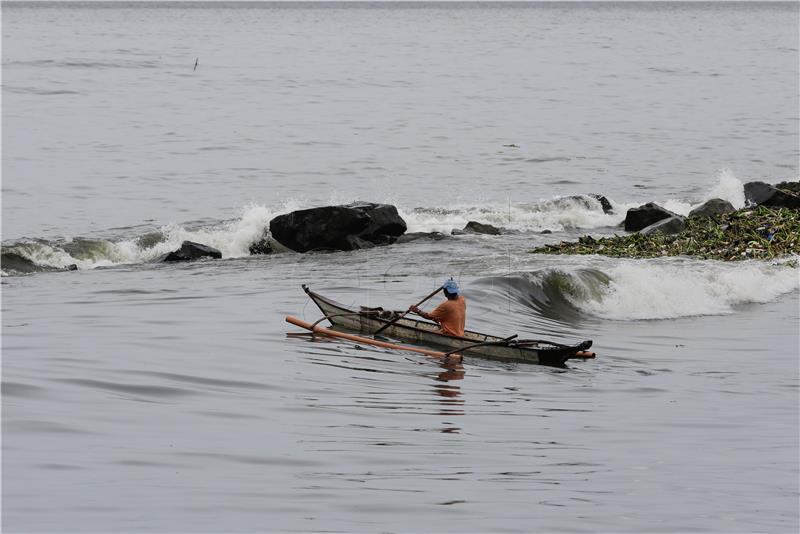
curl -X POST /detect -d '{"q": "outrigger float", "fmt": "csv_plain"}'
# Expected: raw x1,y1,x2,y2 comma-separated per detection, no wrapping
285,285,595,366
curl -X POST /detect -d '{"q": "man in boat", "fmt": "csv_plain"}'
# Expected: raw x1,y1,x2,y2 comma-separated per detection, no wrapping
410,278,466,337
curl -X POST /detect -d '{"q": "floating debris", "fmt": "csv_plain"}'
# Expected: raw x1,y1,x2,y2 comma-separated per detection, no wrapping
531,206,800,261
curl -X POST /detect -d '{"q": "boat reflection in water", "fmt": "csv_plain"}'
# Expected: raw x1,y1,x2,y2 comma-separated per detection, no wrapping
434,360,465,420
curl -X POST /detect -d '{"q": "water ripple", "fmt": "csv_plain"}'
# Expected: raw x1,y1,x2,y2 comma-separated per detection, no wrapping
1,381,47,398
54,378,195,398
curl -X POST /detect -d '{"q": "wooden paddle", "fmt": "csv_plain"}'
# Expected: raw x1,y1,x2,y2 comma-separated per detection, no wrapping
372,285,443,336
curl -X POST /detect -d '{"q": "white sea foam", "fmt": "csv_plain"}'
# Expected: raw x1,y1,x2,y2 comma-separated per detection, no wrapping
116,204,280,263
576,259,800,320
399,196,621,234
7,241,107,271
703,169,746,209
4,205,284,271
399,170,751,234
612,170,748,218
665,170,746,216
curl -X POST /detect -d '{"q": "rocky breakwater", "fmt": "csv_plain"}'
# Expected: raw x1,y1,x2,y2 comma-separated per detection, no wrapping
532,181,800,261
150,192,619,264
153,202,408,265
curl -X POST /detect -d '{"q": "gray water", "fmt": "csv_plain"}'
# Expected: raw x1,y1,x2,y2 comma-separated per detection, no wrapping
2,2,799,533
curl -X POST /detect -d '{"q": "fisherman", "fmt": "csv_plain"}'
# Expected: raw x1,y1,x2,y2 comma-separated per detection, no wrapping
410,278,466,337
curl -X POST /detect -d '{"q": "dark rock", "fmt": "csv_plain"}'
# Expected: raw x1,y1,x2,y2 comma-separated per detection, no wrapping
66,264,78,271
268,202,407,253
271,206,367,252
540,229,553,234
396,232,447,244
248,230,292,255
640,215,687,235
344,235,376,250
624,203,678,232
348,202,407,244
463,221,502,235
248,238,273,255
157,241,222,262
589,194,614,214
744,181,800,209
688,198,735,219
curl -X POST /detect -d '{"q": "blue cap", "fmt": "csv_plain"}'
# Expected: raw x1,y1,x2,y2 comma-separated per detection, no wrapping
443,278,460,295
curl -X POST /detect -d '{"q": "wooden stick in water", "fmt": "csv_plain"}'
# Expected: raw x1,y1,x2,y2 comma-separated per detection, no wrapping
286,315,457,360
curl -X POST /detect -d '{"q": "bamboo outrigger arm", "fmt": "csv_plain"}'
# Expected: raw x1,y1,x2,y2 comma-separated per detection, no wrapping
286,315,461,361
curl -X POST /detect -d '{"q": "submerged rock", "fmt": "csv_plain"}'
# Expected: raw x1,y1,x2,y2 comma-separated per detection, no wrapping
247,231,292,255
268,202,407,252
624,203,677,232
463,221,502,235
396,232,447,244
744,181,800,209
689,198,735,219
157,241,222,262
640,215,687,235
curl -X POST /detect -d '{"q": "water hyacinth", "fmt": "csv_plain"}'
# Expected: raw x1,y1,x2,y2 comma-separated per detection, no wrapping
531,206,800,261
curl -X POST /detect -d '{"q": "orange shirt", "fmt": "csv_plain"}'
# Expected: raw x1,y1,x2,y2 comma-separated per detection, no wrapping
428,296,466,337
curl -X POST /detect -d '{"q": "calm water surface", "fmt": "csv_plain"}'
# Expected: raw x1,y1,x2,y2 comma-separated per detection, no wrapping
2,2,799,532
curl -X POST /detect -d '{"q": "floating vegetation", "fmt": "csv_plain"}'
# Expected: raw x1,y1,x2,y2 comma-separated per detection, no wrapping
531,206,800,261
775,181,800,195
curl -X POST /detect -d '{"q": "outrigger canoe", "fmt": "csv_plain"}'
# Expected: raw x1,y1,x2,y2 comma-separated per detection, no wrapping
293,285,594,366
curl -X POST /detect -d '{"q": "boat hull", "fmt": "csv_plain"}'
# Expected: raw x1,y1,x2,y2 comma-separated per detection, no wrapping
302,286,591,366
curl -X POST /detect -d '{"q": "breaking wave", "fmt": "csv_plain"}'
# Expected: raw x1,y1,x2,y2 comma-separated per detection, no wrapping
400,195,619,234
658,169,748,216
576,259,799,320
401,169,751,233
472,269,612,324
475,259,799,322
1,206,278,275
